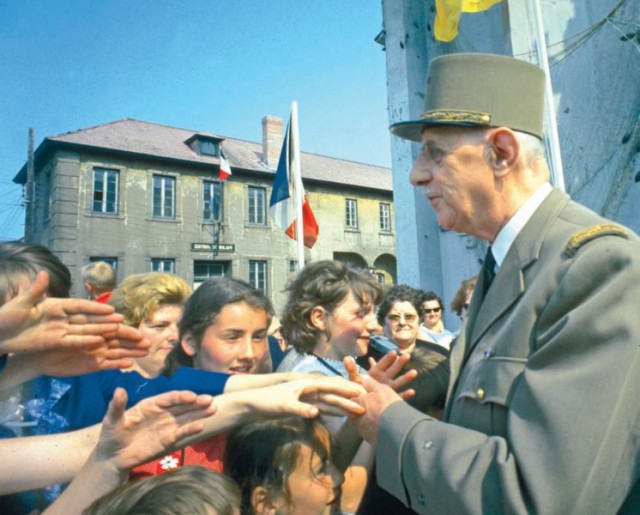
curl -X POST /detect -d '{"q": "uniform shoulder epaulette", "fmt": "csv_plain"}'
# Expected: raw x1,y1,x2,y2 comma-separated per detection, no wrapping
565,223,629,257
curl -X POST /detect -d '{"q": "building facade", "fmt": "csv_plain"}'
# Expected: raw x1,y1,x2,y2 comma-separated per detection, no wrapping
14,117,396,313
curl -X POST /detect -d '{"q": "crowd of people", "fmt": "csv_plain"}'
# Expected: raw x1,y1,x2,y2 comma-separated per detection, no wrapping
1,52,639,514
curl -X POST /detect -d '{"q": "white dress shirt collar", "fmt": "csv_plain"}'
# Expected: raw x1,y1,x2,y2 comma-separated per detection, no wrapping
491,182,553,267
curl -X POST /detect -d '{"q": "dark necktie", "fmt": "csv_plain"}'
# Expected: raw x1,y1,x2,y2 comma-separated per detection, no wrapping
483,246,497,296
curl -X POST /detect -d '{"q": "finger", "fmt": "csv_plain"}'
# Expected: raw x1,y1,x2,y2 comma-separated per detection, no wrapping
55,335,107,348
152,390,200,409
307,380,366,398
381,352,412,379
59,299,117,317
373,350,397,371
343,357,362,384
282,400,320,418
399,388,416,401
62,322,121,337
20,270,50,307
313,394,366,416
103,387,128,425
368,357,377,369
173,421,207,441
388,369,418,391
67,313,124,325
172,402,217,423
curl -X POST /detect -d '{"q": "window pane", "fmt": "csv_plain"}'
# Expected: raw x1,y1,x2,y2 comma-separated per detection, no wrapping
93,168,118,214
380,203,391,231
249,260,267,294
153,175,175,219
203,181,222,221
151,258,175,273
248,187,266,225
346,199,358,228
90,257,118,272
153,177,162,217
200,140,219,156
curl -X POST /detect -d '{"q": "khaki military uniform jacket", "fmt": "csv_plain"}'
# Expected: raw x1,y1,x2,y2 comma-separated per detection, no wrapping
376,189,640,514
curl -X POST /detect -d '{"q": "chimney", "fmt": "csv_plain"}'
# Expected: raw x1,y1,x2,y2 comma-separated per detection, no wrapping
262,115,284,169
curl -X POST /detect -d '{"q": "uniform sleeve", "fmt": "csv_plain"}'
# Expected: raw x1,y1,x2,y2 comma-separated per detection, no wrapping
376,235,640,514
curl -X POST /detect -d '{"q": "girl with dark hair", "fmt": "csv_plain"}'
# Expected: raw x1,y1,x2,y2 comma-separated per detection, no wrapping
132,277,275,479
163,277,274,376
225,416,343,515
277,260,382,378
276,260,416,513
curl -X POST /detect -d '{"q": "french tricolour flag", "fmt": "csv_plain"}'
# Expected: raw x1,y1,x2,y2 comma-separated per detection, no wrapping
219,148,232,181
269,116,319,249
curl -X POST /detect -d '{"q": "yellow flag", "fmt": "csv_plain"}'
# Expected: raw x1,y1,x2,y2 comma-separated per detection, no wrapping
435,0,503,42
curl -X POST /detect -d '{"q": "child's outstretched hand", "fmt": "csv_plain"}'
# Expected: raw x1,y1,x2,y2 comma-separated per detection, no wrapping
343,352,416,400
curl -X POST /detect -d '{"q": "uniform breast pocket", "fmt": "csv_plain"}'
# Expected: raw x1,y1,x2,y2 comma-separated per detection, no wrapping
454,357,527,436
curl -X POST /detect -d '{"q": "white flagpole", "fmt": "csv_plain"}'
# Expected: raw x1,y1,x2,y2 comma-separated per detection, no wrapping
531,0,565,191
290,101,305,270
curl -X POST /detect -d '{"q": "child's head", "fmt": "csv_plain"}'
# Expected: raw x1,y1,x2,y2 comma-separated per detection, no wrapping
0,242,71,304
81,260,117,299
281,260,382,359
163,277,274,376
83,465,240,515
224,417,342,515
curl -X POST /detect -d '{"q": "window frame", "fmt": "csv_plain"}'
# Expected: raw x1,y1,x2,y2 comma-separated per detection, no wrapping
249,259,268,295
151,258,175,273
199,140,220,157
379,202,392,232
248,186,267,225
345,198,358,229
203,180,223,222
92,167,119,214
152,174,176,219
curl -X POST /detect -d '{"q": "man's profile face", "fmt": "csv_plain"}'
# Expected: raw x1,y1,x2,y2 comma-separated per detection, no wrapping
409,126,495,237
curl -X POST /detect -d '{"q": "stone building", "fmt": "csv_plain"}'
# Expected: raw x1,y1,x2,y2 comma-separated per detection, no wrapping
14,117,396,313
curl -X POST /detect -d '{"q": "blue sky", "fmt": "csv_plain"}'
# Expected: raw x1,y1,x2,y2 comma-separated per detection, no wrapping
0,1,391,240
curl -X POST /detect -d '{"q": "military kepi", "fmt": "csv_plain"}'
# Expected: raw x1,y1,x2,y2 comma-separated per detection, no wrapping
390,53,546,141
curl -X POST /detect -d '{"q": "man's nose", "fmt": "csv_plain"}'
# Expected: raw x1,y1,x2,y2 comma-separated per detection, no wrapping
409,152,431,186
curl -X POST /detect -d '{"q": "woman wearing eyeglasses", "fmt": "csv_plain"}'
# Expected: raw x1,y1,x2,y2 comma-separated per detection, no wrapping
419,291,454,350
357,285,448,370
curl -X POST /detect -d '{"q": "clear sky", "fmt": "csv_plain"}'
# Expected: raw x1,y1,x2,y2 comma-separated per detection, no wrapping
0,0,391,241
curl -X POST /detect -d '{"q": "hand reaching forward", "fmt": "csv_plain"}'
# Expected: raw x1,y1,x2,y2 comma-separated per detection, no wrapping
344,351,417,400
238,375,367,420
351,375,403,445
0,271,142,354
93,388,217,473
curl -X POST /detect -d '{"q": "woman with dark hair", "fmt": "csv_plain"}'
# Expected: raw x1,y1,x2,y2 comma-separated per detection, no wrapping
419,290,454,350
358,284,448,368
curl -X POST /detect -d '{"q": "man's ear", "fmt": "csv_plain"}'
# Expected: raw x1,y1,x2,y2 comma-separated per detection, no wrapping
310,306,327,331
487,128,520,178
180,332,197,356
252,486,277,515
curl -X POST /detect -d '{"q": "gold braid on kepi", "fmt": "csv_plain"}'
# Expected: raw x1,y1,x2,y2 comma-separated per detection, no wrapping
565,224,629,257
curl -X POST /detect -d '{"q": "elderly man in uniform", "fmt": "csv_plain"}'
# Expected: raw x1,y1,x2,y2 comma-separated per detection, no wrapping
352,53,640,514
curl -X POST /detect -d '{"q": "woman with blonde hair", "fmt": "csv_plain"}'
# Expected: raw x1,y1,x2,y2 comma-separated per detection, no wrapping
109,272,192,378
